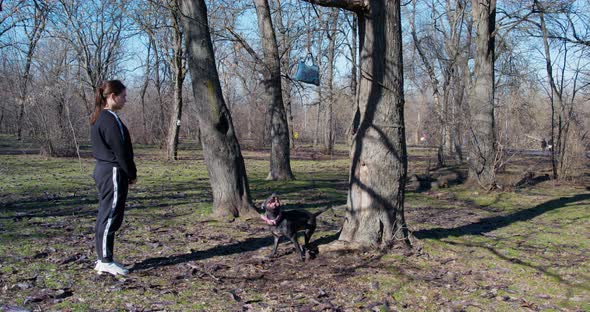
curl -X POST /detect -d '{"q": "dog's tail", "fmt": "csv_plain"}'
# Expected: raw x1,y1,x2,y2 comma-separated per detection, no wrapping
313,206,331,217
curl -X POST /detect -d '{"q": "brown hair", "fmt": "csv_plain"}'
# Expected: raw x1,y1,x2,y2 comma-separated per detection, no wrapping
90,80,126,125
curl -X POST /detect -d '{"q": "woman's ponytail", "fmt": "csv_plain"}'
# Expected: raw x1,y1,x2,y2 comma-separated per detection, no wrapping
89,80,126,125
90,87,106,125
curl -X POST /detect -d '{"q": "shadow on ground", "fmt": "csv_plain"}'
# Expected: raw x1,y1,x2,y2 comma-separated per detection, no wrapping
414,193,590,239
131,231,340,272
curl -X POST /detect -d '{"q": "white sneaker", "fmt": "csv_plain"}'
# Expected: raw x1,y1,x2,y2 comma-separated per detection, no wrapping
94,260,129,275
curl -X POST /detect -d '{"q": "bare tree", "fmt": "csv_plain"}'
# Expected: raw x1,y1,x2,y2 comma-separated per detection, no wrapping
303,0,410,248
180,0,257,219
138,39,152,143
125,0,189,149
55,0,129,114
0,0,26,48
535,0,590,179
164,0,187,160
274,0,297,149
29,40,82,156
406,0,469,167
253,0,294,180
466,0,497,189
15,0,50,141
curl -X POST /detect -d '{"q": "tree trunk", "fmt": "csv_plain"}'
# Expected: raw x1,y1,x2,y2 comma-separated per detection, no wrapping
314,80,322,147
539,6,558,179
466,0,496,189
302,0,409,248
347,13,358,143
253,0,294,181
166,3,185,160
454,11,472,163
313,20,324,148
302,0,407,248
451,76,465,162
283,70,296,149
180,0,257,219
323,9,338,154
275,0,296,149
152,38,166,144
166,74,183,160
139,42,151,144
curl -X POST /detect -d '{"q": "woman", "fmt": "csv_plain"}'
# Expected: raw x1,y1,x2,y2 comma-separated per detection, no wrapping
90,80,136,275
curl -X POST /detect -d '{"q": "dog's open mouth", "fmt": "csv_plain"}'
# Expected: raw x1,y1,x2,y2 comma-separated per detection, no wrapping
266,196,280,210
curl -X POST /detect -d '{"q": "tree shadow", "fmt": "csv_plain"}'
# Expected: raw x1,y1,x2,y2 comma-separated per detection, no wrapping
0,191,201,220
414,193,590,239
279,199,347,211
513,173,551,189
131,232,341,272
446,240,590,291
131,236,273,271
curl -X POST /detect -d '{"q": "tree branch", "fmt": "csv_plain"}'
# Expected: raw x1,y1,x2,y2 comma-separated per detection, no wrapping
299,0,368,13
225,26,263,66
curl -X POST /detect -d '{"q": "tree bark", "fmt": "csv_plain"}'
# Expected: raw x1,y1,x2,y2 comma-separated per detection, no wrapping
343,0,409,247
346,12,358,143
180,0,257,219
152,37,166,144
466,0,496,189
323,9,338,154
139,41,151,144
313,24,324,148
253,0,294,180
304,0,409,247
275,0,296,149
166,1,186,160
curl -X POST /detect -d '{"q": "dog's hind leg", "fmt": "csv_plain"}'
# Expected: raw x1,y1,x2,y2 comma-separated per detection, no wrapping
303,223,316,253
287,235,305,261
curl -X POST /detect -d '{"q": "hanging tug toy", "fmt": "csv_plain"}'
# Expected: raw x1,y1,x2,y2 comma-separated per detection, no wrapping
294,53,320,86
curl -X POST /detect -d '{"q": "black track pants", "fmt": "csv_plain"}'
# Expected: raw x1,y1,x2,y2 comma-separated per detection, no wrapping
94,163,128,263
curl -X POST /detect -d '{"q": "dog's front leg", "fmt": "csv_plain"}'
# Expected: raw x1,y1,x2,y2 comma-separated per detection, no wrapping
267,234,280,258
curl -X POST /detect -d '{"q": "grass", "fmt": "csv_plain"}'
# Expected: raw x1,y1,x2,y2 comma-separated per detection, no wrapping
0,135,589,311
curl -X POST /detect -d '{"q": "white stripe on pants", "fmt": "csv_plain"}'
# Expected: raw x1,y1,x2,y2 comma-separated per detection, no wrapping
103,167,118,258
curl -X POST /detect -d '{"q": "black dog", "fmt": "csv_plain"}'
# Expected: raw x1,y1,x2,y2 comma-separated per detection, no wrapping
261,193,329,261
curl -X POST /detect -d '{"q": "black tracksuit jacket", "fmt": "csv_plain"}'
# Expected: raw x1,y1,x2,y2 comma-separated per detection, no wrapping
91,109,136,180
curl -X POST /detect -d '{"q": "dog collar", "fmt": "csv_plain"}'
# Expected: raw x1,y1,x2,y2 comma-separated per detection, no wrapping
261,212,282,225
